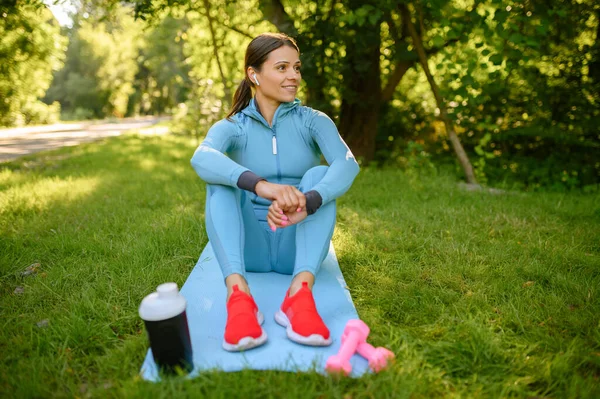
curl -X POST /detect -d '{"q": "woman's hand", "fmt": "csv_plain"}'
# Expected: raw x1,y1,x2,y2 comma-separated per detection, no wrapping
267,200,308,232
255,181,306,213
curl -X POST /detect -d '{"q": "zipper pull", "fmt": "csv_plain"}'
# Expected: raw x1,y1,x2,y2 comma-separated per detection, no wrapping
272,135,277,155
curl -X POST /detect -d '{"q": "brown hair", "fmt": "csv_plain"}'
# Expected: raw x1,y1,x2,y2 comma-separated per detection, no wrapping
226,32,300,120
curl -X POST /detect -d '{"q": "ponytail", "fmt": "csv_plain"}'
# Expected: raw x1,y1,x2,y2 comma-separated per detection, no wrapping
226,78,253,120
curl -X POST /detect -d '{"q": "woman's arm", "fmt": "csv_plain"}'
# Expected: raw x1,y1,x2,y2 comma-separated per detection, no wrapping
191,119,309,207
308,111,360,209
190,119,263,192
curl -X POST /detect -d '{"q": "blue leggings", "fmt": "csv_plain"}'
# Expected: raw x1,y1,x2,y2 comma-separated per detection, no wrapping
205,166,336,280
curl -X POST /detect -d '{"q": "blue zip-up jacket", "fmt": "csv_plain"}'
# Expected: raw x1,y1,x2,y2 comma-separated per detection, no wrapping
191,98,360,215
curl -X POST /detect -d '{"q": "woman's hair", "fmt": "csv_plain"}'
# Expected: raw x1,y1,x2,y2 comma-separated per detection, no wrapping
226,32,300,120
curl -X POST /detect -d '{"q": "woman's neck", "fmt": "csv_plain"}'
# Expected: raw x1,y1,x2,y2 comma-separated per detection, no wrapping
254,92,280,127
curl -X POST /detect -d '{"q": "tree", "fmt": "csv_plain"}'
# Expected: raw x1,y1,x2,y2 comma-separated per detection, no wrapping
129,12,192,115
98,0,473,163
46,3,143,118
255,0,478,164
32,0,600,188
0,3,66,126
426,0,600,187
400,3,476,184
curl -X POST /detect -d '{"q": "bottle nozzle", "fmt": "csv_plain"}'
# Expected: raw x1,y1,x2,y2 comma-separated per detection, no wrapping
157,282,178,298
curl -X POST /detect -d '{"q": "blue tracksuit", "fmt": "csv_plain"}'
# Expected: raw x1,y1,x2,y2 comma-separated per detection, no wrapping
191,98,359,279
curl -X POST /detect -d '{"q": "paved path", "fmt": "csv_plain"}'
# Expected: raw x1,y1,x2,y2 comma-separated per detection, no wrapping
0,117,170,163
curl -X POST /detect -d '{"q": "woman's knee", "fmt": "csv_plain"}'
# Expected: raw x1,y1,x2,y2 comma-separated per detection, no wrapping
299,165,328,191
206,184,244,207
207,183,238,198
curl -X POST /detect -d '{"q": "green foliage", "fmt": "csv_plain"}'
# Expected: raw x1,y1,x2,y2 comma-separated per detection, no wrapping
45,33,108,119
380,0,600,191
0,4,67,126
128,12,192,116
45,4,143,119
399,140,438,178
61,106,95,121
340,4,383,27
3,0,600,190
473,133,495,184
170,78,224,144
19,100,62,125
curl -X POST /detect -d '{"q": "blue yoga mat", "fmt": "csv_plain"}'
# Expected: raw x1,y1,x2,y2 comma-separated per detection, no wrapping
140,242,370,380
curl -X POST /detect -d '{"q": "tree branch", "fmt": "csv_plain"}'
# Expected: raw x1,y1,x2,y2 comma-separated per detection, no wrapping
399,3,477,184
219,22,255,39
382,61,414,102
258,0,298,36
381,16,458,103
201,0,231,106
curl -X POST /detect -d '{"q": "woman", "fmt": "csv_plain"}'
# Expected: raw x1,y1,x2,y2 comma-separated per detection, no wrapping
191,32,360,351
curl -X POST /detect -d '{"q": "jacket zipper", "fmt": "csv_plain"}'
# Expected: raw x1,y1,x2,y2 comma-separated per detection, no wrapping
271,125,282,181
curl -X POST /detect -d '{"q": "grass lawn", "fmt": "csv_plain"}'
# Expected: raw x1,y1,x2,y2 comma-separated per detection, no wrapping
1,132,599,398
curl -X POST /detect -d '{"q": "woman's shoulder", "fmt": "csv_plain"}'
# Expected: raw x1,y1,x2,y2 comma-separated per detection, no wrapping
209,116,244,136
295,104,334,127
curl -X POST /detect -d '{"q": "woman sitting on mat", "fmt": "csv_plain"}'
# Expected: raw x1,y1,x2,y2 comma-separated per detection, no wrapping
191,32,360,351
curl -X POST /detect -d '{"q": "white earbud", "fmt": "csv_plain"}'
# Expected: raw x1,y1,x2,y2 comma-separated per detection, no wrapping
252,73,260,86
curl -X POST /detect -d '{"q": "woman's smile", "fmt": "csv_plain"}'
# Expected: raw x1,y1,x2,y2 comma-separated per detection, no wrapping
282,84,298,93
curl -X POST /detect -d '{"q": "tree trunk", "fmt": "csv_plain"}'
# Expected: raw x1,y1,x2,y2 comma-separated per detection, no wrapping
400,4,477,184
257,0,298,36
337,46,381,162
258,0,331,114
337,3,382,162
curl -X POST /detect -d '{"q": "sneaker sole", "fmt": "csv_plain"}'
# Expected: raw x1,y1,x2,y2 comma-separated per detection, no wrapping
274,309,332,346
222,310,268,352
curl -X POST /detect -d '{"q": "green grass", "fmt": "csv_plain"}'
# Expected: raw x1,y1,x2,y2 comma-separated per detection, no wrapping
1,133,599,398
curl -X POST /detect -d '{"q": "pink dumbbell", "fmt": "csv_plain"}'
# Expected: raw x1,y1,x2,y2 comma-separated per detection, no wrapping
356,341,395,372
341,320,395,372
325,319,369,375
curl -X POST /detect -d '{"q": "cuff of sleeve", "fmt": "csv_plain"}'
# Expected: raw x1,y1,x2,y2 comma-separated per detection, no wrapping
304,190,323,215
237,171,266,194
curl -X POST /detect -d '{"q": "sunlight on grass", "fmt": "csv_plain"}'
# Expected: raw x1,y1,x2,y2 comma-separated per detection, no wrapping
0,168,16,184
138,158,157,171
0,175,99,215
332,216,364,256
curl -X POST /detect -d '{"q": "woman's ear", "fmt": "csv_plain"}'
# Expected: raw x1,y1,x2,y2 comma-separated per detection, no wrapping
247,68,259,86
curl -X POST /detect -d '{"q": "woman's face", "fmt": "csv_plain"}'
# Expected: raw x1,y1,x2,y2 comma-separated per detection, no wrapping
250,45,301,104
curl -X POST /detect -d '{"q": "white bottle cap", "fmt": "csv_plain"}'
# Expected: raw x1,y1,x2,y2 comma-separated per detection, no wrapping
139,282,187,321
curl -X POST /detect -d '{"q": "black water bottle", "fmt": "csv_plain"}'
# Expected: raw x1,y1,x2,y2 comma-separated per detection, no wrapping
139,282,193,374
